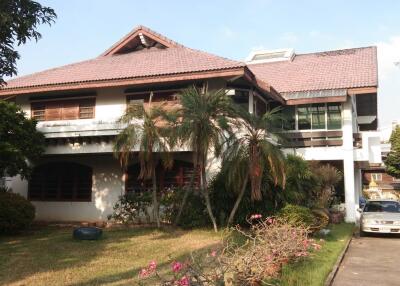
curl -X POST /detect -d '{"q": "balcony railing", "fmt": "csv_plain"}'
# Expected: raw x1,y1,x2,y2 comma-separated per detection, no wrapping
283,131,343,148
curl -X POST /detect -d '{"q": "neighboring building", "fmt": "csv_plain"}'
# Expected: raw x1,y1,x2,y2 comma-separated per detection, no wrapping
362,121,400,199
0,26,381,223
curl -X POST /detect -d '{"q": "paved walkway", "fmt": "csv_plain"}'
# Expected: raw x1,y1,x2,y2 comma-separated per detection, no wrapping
332,234,400,286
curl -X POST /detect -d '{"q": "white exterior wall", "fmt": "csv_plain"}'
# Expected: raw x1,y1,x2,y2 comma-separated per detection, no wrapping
10,82,380,223
9,155,124,222
284,96,381,223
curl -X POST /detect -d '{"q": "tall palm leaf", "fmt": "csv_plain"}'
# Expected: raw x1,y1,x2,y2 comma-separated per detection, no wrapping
222,106,286,226
167,86,234,232
113,101,172,228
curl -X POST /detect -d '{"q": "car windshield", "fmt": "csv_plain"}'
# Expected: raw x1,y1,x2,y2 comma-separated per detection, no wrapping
364,201,400,213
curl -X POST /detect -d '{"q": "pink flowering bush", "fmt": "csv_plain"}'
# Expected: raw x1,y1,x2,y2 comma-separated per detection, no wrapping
137,217,322,285
222,217,322,284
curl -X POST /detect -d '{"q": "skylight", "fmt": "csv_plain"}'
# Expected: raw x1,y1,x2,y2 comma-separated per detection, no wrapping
246,48,295,64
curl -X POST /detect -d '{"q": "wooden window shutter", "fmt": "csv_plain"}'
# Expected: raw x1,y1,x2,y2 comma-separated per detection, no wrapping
45,102,62,121
79,99,95,119
62,101,79,120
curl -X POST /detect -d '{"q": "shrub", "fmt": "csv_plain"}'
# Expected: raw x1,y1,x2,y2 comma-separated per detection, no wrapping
278,204,315,228
311,208,330,231
107,192,152,224
224,217,320,284
136,217,322,285
209,171,275,226
160,188,210,228
0,191,35,234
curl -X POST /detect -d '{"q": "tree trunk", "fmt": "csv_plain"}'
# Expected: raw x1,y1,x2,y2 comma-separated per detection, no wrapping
152,167,160,228
201,165,218,232
173,168,196,226
227,173,249,227
174,179,194,226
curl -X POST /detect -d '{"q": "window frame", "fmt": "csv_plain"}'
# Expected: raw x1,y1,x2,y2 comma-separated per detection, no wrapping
282,102,342,132
28,162,93,202
371,173,382,182
31,98,96,121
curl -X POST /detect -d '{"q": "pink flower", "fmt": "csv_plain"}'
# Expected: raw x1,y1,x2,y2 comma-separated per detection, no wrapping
138,268,150,279
250,214,262,220
172,261,183,273
210,250,217,257
178,276,190,286
148,260,157,271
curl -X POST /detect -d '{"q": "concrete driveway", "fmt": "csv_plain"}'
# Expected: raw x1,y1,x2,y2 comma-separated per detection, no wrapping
332,234,400,286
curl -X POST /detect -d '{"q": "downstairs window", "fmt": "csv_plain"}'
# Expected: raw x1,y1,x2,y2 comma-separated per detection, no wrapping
28,162,93,201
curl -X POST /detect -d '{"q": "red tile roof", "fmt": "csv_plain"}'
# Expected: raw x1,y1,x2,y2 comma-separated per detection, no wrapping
3,48,244,90
248,46,378,93
1,25,378,100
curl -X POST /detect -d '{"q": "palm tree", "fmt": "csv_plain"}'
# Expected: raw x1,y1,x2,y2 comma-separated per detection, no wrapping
113,101,172,228
167,86,234,232
222,107,286,226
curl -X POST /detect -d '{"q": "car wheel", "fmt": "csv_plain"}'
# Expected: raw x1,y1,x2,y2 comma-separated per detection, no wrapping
360,230,367,237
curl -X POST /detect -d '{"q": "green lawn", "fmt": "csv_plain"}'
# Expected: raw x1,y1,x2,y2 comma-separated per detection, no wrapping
0,226,220,286
276,223,354,286
0,223,353,286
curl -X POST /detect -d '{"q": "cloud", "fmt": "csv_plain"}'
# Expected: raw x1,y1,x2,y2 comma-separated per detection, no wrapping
279,32,298,44
377,36,400,79
220,26,236,39
376,36,400,127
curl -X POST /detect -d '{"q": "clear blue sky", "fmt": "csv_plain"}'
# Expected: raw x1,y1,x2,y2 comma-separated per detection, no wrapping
14,0,400,130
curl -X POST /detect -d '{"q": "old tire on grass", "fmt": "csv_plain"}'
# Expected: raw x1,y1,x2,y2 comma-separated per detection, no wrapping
73,227,103,240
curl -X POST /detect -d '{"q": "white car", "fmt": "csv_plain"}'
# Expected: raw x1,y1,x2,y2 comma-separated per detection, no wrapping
359,199,400,236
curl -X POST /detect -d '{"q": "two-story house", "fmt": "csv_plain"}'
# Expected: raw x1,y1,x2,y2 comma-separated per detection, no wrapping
0,26,380,223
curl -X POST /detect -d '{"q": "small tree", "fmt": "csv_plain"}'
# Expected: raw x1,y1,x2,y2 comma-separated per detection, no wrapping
114,102,172,228
0,0,56,85
222,107,286,226
168,87,234,232
385,126,400,179
0,101,45,179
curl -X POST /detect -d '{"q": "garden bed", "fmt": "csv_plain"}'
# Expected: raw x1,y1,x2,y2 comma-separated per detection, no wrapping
274,223,354,286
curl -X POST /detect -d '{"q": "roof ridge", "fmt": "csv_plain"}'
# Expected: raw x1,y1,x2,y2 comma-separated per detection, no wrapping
100,25,185,56
247,46,377,67
295,45,377,57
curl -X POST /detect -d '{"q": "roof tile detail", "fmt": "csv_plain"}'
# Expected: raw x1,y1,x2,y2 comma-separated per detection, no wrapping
4,47,244,90
248,47,378,93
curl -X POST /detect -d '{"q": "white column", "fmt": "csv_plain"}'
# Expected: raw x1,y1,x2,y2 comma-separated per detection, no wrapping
249,90,254,114
342,98,356,222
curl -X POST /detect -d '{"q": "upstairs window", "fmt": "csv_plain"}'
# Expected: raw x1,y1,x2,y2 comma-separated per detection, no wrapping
282,106,296,130
327,103,342,130
311,104,326,130
31,98,95,121
127,90,179,105
282,103,342,131
298,105,312,130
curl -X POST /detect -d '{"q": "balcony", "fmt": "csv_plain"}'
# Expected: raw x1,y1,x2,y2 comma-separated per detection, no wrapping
353,132,382,164
283,131,343,148
37,119,125,138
